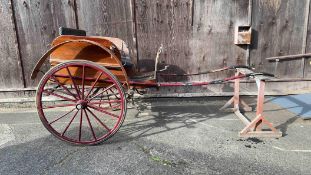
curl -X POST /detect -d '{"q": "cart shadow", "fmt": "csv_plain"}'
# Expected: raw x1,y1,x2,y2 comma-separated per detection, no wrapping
0,129,298,175
110,95,311,143
111,98,236,143
0,132,139,174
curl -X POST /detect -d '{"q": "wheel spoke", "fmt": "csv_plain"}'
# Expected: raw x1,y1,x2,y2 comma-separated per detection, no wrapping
43,90,76,102
38,61,126,144
85,72,103,99
82,65,85,99
88,84,116,101
79,109,83,141
86,108,111,132
66,67,82,99
52,88,75,97
50,76,78,100
62,109,79,136
99,94,103,107
87,103,120,111
88,100,121,105
122,82,127,88
43,103,77,109
88,104,120,119
49,108,76,125
90,91,119,101
84,109,97,141
110,89,120,99
89,103,120,111
106,91,112,107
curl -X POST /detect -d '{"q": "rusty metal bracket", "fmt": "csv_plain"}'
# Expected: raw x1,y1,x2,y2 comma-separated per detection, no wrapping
220,70,282,138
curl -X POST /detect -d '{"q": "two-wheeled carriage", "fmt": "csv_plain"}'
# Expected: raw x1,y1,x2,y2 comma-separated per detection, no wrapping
31,28,280,145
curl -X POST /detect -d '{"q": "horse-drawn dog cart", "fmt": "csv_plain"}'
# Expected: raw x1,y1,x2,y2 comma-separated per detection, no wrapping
31,28,282,145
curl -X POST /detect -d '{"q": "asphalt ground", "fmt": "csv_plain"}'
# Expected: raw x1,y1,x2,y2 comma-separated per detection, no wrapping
0,97,310,175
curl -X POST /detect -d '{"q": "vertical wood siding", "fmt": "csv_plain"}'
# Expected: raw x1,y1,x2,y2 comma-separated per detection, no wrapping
304,0,311,78
76,0,136,63
135,0,192,77
0,0,24,88
12,0,76,87
190,0,249,81
250,0,307,78
0,0,311,93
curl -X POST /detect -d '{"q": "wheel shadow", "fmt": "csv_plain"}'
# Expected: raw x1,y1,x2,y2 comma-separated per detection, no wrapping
0,128,299,175
111,97,236,143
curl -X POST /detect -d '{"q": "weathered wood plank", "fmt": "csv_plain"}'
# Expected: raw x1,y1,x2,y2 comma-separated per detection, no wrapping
13,0,77,87
135,0,249,85
250,0,307,78
76,0,136,65
2,0,311,96
190,0,250,82
134,0,193,82
304,0,311,78
0,0,24,89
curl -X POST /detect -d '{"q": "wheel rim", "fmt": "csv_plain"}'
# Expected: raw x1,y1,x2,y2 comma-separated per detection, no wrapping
37,61,126,145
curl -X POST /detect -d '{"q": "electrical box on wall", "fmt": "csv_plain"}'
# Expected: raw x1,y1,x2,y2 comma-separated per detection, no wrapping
234,26,252,45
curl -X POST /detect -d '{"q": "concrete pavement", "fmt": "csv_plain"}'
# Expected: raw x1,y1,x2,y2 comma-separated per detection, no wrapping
0,97,310,175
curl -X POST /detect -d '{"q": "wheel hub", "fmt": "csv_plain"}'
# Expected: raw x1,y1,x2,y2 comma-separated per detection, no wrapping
76,100,88,109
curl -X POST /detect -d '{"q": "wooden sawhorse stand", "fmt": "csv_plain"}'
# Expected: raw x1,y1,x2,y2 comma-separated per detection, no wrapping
220,70,282,138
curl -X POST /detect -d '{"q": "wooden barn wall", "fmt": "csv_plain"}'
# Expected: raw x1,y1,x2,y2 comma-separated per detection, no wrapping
134,0,193,83
0,0,24,89
1,0,311,95
250,0,308,78
304,0,311,78
12,0,77,87
75,0,136,64
190,0,249,82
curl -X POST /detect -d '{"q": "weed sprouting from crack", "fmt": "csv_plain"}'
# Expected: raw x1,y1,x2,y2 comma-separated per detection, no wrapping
135,143,182,167
150,155,175,167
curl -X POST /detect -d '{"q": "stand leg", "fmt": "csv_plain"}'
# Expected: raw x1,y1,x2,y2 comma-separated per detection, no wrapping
239,80,282,138
220,72,252,112
220,71,282,138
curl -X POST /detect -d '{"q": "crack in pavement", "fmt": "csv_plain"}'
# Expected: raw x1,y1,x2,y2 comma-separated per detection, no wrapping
41,149,80,175
0,124,15,147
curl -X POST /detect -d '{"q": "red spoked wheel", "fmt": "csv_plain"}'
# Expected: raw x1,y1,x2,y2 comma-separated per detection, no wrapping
36,60,127,145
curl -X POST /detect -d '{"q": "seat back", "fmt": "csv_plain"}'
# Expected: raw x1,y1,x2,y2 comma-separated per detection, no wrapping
59,27,86,36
